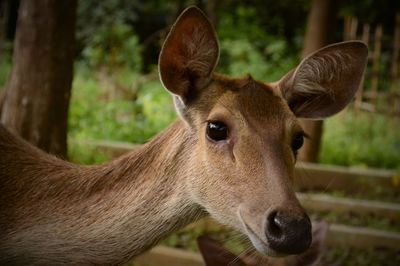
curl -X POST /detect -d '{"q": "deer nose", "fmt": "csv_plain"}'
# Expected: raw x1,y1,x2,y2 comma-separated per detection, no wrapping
265,210,312,254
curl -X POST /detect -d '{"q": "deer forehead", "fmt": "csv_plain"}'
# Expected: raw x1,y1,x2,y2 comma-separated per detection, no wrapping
193,74,300,137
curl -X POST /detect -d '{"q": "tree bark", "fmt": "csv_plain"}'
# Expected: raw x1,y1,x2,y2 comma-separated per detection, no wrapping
1,0,76,158
298,0,338,162
1,0,19,41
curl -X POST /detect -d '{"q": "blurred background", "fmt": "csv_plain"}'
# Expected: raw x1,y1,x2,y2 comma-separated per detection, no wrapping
0,0,399,265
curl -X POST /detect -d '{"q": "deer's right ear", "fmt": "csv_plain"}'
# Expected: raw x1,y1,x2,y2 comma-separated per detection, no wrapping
277,41,368,119
159,6,219,103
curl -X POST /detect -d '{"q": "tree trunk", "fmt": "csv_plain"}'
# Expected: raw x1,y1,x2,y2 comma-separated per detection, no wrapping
0,1,9,44
2,0,19,41
0,0,76,158
298,0,338,162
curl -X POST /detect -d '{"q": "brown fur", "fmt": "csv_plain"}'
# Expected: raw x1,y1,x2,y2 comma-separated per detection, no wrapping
0,6,367,265
0,121,203,265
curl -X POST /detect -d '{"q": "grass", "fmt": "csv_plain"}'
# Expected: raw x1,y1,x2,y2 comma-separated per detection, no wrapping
321,109,400,170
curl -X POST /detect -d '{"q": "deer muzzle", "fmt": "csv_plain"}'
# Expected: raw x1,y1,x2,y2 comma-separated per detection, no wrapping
238,206,312,256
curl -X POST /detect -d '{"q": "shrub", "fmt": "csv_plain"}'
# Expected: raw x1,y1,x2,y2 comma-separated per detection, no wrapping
320,109,400,170
69,66,176,145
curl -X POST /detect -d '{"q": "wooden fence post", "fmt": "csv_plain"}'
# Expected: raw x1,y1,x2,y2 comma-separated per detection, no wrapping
391,13,400,81
370,24,383,106
344,16,358,41
354,23,370,112
391,13,400,116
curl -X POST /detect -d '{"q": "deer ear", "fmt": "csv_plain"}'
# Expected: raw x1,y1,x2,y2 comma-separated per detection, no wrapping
159,6,219,103
279,41,368,119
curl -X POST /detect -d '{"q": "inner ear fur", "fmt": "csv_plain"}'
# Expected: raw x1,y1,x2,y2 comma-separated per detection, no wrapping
158,6,219,103
279,41,368,119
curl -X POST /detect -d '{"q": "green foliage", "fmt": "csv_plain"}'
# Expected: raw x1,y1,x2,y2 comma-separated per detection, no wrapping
218,38,297,81
137,79,176,131
218,6,270,47
77,0,143,71
77,0,139,44
82,23,142,71
218,39,269,79
68,142,111,165
216,6,299,81
68,65,176,146
320,110,400,169
217,1,309,45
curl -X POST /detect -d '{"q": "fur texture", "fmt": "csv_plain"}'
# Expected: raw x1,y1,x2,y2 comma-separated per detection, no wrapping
0,122,206,265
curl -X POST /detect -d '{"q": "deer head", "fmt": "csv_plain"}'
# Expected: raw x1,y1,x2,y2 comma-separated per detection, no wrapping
159,7,367,256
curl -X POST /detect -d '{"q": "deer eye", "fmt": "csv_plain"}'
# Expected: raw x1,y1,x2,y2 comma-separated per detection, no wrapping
291,133,304,152
206,121,228,142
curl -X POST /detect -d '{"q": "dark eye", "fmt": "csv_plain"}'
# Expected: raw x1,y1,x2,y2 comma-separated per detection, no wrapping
206,121,228,141
291,133,304,152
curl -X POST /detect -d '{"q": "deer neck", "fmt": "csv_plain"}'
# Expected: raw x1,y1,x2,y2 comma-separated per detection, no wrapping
81,120,205,262
1,121,206,264
99,120,205,258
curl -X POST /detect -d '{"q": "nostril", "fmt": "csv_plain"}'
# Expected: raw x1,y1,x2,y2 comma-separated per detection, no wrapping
265,211,312,255
267,211,283,239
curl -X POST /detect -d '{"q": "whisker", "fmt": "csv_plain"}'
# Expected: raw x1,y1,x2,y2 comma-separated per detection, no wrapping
228,245,253,266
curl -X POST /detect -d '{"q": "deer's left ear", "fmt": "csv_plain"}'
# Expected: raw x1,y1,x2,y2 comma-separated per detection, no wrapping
278,41,368,119
159,6,219,104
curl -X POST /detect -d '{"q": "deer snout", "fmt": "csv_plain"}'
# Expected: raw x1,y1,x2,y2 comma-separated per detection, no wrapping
265,210,312,254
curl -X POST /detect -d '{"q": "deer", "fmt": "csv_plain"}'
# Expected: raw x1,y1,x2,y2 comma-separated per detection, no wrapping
197,221,329,266
0,6,367,266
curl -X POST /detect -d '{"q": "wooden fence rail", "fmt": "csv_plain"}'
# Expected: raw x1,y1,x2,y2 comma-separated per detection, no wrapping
294,162,399,194
297,193,400,222
326,223,400,250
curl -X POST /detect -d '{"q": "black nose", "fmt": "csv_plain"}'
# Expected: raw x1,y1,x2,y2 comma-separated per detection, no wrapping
265,210,312,254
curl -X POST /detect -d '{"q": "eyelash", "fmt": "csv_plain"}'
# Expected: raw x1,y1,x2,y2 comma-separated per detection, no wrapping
291,132,306,157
